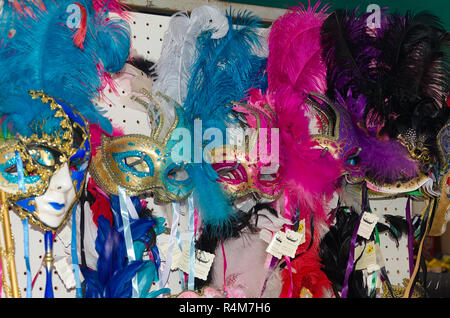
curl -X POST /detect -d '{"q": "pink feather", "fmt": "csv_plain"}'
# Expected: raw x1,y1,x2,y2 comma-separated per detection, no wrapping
267,2,329,99
263,2,342,297
92,0,130,20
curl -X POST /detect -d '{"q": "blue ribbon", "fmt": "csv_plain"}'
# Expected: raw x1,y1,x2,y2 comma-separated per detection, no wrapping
71,203,83,298
22,217,32,298
187,195,195,290
15,151,26,193
118,186,139,298
173,202,185,291
44,231,54,298
159,202,181,291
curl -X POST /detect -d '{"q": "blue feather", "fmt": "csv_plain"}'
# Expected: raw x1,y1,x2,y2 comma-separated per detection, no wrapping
181,9,266,237
84,213,164,298
0,0,130,136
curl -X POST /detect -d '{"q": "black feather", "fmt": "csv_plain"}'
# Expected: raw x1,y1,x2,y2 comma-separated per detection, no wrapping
130,56,158,79
319,207,368,297
377,214,410,248
366,11,450,142
320,9,379,102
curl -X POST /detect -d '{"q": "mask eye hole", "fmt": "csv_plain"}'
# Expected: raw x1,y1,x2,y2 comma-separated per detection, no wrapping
124,156,150,173
345,147,362,166
166,166,189,182
28,146,58,167
213,162,248,183
112,151,155,177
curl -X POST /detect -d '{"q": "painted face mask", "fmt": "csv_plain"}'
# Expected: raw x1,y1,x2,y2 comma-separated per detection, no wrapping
0,91,91,231
90,92,193,204
207,90,283,201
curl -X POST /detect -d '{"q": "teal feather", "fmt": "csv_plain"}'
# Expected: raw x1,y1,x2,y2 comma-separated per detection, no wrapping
181,9,266,237
0,0,131,136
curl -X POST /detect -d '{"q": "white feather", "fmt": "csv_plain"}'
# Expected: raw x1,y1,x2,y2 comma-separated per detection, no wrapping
153,5,228,104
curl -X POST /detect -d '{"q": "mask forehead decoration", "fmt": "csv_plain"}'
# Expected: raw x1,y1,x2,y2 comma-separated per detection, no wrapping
90,92,193,203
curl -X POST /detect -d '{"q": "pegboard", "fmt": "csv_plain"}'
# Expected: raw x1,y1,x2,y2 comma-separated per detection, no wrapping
5,10,416,298
370,197,412,289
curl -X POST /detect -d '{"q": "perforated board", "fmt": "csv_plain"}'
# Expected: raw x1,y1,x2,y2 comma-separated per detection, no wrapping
6,10,413,298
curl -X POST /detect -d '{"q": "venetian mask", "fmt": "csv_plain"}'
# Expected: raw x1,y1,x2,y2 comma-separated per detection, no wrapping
0,90,91,231
90,92,193,204
207,90,283,201
309,91,430,194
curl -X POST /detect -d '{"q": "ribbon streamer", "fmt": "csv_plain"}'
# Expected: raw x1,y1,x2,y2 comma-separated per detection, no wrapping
15,151,26,193
118,186,139,298
22,217,31,298
405,197,414,277
220,240,229,298
173,203,185,291
71,203,83,298
159,201,181,291
187,195,195,290
341,212,363,298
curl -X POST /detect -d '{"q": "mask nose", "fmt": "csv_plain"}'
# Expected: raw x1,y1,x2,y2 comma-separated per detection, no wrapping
48,163,73,192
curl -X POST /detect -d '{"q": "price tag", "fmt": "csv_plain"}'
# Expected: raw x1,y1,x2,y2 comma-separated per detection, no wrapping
280,229,303,258
266,231,285,259
266,227,305,259
354,241,377,270
357,212,379,239
168,244,215,281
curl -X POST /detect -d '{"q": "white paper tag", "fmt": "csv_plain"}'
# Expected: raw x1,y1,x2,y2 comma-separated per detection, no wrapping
357,212,379,239
265,231,285,259
296,219,306,245
54,256,84,290
56,222,72,249
354,241,377,270
281,229,303,258
169,244,215,281
265,228,305,259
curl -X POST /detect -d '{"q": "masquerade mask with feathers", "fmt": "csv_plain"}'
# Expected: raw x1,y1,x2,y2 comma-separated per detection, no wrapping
0,0,131,230
0,91,91,230
317,9,450,194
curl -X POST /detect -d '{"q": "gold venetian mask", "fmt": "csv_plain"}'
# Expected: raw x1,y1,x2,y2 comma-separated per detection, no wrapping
90,92,193,204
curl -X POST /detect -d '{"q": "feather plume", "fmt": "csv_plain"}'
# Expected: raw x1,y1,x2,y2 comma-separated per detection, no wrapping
367,11,449,125
152,5,229,104
93,0,130,19
181,9,267,237
82,214,163,298
262,3,343,297
319,207,368,297
0,0,131,136
267,2,329,97
264,3,342,217
320,8,380,103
